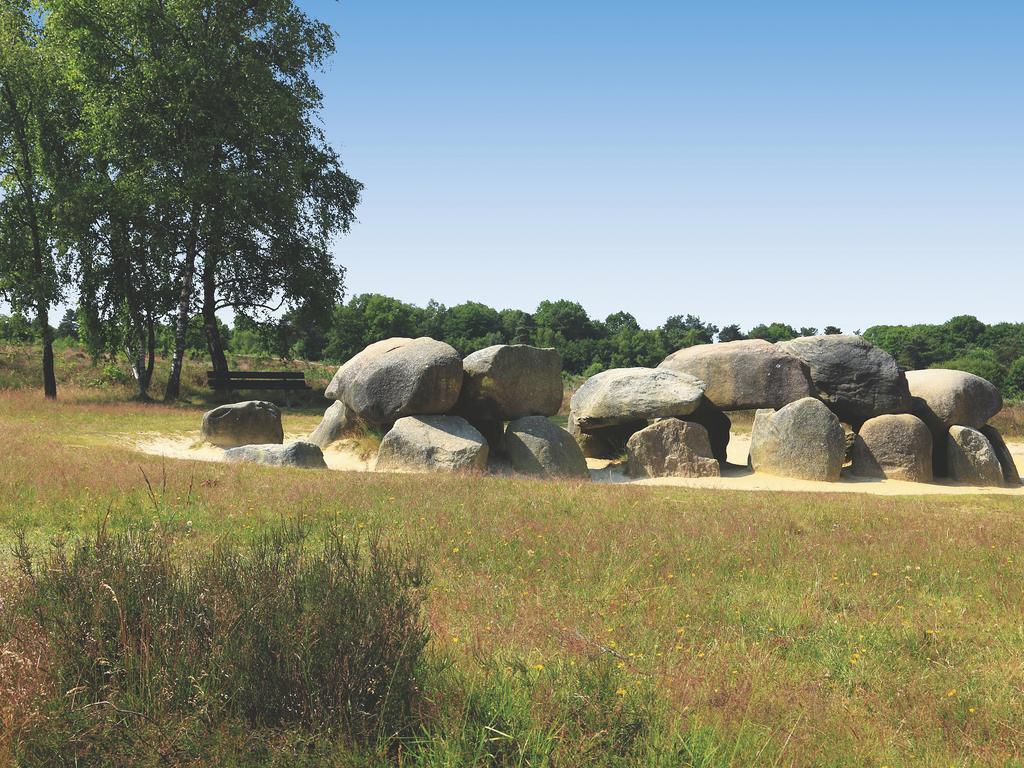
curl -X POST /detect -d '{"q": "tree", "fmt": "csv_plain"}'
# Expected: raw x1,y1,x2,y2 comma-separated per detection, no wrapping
534,300,595,343
823,325,842,335
943,315,986,348
717,324,744,343
604,311,640,336
798,327,818,337
0,2,68,398
1005,357,1024,401
662,315,717,350
498,308,532,344
55,308,77,340
47,0,360,400
442,301,502,353
0,311,34,342
747,322,799,343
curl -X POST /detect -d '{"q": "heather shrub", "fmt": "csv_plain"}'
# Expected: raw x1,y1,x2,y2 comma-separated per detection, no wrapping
10,521,429,761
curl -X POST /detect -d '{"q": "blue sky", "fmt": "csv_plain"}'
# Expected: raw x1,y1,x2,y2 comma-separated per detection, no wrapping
304,1,1022,331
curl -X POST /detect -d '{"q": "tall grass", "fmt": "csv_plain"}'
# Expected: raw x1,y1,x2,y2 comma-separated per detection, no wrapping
3,517,732,767
7,521,429,763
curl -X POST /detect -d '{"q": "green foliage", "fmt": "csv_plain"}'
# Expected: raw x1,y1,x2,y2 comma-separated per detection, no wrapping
934,349,1007,389
663,314,717,350
0,312,34,342
746,322,799,343
1005,357,1024,401
717,323,744,342
1,0,362,399
865,315,1024,393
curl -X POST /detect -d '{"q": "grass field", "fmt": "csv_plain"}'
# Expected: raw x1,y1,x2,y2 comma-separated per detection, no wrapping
2,350,1024,766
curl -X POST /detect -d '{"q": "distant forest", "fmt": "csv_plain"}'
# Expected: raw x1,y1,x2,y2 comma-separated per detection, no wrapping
4,299,1024,398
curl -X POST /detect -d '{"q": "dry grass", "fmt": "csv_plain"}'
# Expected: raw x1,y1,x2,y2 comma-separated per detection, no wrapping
989,402,1024,441
0,342,336,410
2,387,1024,764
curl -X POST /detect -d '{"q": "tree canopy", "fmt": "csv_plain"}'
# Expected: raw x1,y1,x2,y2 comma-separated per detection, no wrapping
0,0,360,400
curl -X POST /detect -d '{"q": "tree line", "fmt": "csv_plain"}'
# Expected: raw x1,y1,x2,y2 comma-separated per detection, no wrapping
7,293,1022,399
1,0,359,401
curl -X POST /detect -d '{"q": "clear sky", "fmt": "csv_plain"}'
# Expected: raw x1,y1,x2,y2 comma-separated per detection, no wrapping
304,1,1022,332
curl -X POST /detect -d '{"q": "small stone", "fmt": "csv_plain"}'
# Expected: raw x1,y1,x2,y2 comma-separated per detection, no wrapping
626,419,720,478
224,441,326,469
201,400,283,448
375,415,488,473
505,416,589,479
947,425,1004,486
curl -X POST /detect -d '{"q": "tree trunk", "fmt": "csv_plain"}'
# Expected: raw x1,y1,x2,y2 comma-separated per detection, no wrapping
202,255,229,376
129,315,155,401
163,224,198,402
38,302,56,399
145,314,156,390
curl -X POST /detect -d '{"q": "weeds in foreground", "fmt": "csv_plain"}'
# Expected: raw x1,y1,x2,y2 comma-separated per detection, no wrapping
2,518,740,767
6,521,428,763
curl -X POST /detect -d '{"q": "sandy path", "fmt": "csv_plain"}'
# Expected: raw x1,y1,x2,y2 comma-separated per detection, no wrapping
133,430,1024,497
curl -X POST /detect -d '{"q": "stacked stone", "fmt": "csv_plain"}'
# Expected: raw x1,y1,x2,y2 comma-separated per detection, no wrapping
316,339,587,478
905,369,1017,486
566,367,721,478
658,335,1017,486
199,333,1020,488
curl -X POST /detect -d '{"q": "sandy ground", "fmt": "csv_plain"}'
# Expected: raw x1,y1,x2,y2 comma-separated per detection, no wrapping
133,430,1024,497
590,434,1024,496
134,432,374,472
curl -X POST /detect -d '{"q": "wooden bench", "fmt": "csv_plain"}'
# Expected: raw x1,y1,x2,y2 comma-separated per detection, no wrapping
207,370,311,405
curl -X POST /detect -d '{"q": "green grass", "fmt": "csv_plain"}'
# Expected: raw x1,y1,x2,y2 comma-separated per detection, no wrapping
2,372,1024,764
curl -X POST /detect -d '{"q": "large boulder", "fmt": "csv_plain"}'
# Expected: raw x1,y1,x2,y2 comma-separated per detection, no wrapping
980,425,1021,485
906,369,1003,430
749,397,845,482
375,415,488,473
201,401,283,448
626,419,720,479
224,441,327,469
324,337,463,425
568,414,646,460
505,416,589,479
946,425,1004,486
777,335,911,428
659,339,814,410
457,345,563,420
850,414,933,482
307,401,358,448
569,368,704,430
906,369,1003,477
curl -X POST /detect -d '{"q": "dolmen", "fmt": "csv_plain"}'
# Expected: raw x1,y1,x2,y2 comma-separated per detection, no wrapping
576,334,1018,486
202,333,1020,488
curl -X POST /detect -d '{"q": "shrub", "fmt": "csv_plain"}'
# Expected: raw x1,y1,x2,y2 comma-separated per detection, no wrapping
933,348,1006,389
10,521,429,761
1005,357,1024,401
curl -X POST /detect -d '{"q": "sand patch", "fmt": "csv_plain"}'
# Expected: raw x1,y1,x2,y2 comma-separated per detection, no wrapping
133,430,1024,496
588,434,1024,496
133,432,373,472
